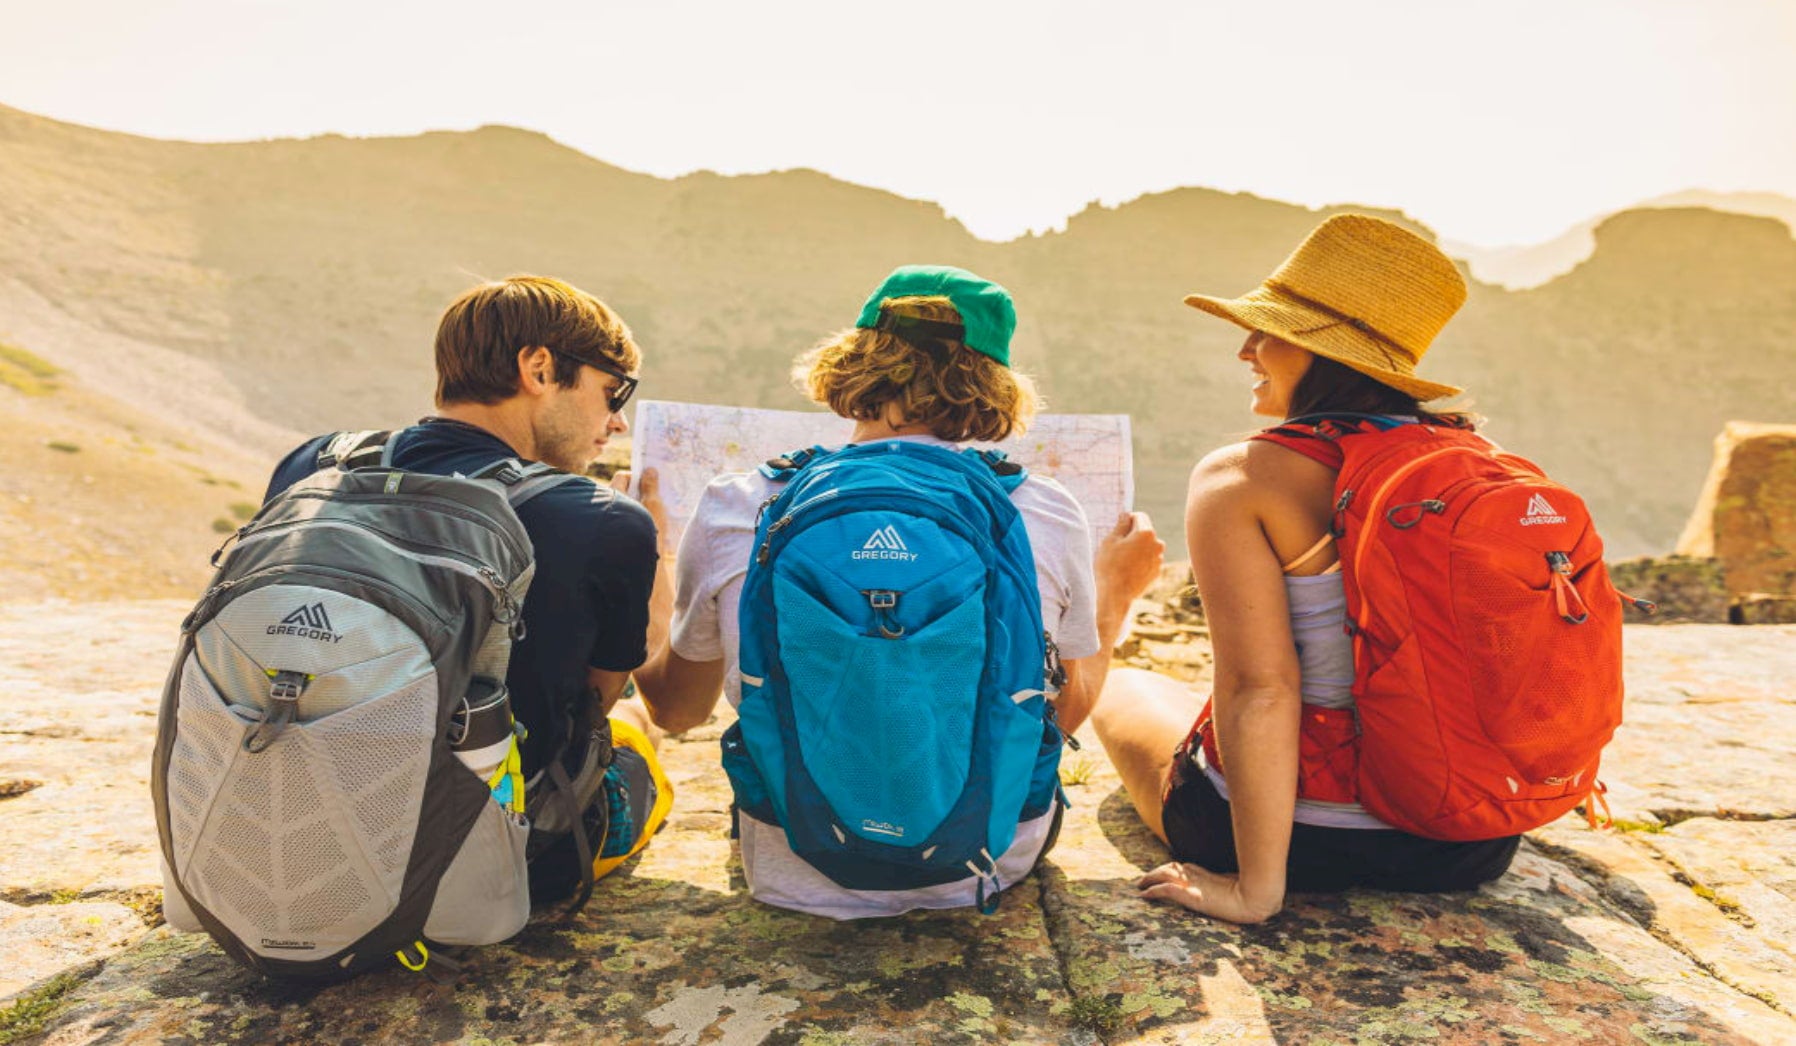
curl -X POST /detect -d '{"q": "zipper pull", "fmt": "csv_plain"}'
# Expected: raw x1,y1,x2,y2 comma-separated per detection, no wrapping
1384,499,1446,529
1332,489,1354,537
864,590,904,638
1043,695,1081,750
757,514,797,567
1043,632,1068,691
481,568,528,640
181,577,239,632
209,524,250,567
1546,552,1590,624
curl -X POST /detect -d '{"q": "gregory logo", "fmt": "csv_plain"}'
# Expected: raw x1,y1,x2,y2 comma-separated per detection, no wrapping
268,603,344,643
852,525,918,562
860,819,906,839
1519,494,1567,527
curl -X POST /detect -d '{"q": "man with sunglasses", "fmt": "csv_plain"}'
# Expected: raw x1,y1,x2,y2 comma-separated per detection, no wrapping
261,275,670,904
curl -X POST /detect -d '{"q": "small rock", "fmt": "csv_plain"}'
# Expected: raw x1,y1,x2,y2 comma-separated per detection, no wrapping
1732,593,1796,625
1677,421,1796,600
1607,554,1729,623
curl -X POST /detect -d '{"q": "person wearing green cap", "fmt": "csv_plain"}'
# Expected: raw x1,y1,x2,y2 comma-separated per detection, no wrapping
631,265,1163,917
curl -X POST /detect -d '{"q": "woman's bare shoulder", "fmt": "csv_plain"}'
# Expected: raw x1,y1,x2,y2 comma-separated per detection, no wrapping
1189,441,1255,490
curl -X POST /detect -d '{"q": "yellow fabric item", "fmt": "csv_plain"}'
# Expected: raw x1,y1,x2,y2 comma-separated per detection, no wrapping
485,735,525,816
589,716,674,882
1184,214,1467,401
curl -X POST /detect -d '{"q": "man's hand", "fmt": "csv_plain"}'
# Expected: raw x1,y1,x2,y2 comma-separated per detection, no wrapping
612,467,676,657
610,467,670,546
1137,861,1281,924
1096,510,1166,608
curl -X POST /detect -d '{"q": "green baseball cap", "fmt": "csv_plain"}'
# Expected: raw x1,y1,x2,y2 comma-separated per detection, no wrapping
854,265,1017,367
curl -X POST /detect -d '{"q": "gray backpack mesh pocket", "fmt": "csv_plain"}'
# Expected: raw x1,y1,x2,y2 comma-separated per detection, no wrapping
166,589,438,962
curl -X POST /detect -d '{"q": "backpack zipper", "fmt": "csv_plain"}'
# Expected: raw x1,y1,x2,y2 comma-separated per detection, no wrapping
220,518,524,633
184,561,450,636
276,487,532,565
756,488,840,564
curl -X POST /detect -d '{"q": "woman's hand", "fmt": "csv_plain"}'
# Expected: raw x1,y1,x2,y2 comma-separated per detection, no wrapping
1096,510,1166,606
1137,861,1282,924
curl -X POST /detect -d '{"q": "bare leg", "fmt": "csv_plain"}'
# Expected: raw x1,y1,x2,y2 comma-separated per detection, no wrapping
1091,668,1204,843
609,696,663,752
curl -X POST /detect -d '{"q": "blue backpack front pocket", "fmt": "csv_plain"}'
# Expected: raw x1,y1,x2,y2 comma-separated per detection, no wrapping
773,572,987,846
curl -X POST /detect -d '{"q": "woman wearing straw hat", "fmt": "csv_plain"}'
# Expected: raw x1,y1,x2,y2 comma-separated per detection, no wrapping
1089,214,1521,924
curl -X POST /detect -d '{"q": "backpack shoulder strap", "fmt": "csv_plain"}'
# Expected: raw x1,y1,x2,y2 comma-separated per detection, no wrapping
1250,424,1347,470
964,447,1028,494
1249,413,1430,470
316,430,398,471
759,444,828,483
469,458,585,510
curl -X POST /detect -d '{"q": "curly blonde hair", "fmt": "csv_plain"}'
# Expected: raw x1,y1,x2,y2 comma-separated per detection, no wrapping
793,296,1039,442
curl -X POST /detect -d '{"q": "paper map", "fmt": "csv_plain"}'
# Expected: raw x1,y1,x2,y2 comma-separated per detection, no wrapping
629,399,1134,548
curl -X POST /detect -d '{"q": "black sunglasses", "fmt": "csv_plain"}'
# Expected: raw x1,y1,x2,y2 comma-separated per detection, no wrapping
547,348,639,413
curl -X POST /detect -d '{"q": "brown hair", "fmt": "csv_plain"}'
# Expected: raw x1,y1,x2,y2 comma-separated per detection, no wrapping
1285,354,1476,428
793,296,1039,442
434,275,640,406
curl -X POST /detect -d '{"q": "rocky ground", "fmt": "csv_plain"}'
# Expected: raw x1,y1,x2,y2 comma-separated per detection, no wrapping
1,599,1793,1044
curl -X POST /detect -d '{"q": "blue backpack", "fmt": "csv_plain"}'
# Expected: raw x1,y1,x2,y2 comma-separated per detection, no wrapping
722,440,1069,912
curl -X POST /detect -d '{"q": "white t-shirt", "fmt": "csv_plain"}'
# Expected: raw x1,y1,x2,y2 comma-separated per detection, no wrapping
669,434,1100,918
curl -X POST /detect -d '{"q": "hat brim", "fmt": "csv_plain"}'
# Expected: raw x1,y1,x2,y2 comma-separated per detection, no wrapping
1184,291,1464,401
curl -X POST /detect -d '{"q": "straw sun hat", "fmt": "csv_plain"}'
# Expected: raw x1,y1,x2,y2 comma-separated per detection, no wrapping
1184,214,1467,401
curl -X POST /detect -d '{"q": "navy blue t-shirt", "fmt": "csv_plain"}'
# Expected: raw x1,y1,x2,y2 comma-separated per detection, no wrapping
265,417,658,775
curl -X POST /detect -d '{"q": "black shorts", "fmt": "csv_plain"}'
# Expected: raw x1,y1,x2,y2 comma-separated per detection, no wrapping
1162,762,1520,894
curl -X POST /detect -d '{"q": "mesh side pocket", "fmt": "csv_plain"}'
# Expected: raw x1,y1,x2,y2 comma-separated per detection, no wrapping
424,801,529,946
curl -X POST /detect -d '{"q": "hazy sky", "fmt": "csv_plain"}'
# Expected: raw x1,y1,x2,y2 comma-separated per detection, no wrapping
5,0,1793,247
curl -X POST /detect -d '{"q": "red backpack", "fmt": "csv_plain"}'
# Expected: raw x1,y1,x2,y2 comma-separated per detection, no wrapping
1195,415,1633,841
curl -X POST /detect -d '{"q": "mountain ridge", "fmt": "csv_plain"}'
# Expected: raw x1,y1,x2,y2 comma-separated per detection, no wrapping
2,103,1792,575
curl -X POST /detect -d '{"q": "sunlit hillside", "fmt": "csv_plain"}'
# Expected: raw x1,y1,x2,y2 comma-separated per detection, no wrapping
3,103,1793,589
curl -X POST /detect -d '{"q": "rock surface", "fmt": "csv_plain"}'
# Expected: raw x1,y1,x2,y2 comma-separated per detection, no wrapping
1607,554,1731,624
2,601,1794,1044
1677,422,1796,601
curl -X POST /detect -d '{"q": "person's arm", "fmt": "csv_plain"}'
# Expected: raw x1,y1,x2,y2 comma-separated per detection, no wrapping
1057,511,1165,734
588,668,636,717
1137,447,1300,924
632,648,725,734
611,467,728,733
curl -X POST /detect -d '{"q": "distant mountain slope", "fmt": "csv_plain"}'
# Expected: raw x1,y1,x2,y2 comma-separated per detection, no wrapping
3,103,1793,566
1444,189,1796,289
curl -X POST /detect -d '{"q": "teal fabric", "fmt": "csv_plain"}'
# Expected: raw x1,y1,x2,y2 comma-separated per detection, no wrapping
854,265,1018,367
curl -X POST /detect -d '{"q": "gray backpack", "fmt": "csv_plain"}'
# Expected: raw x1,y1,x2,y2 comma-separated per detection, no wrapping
152,431,580,980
